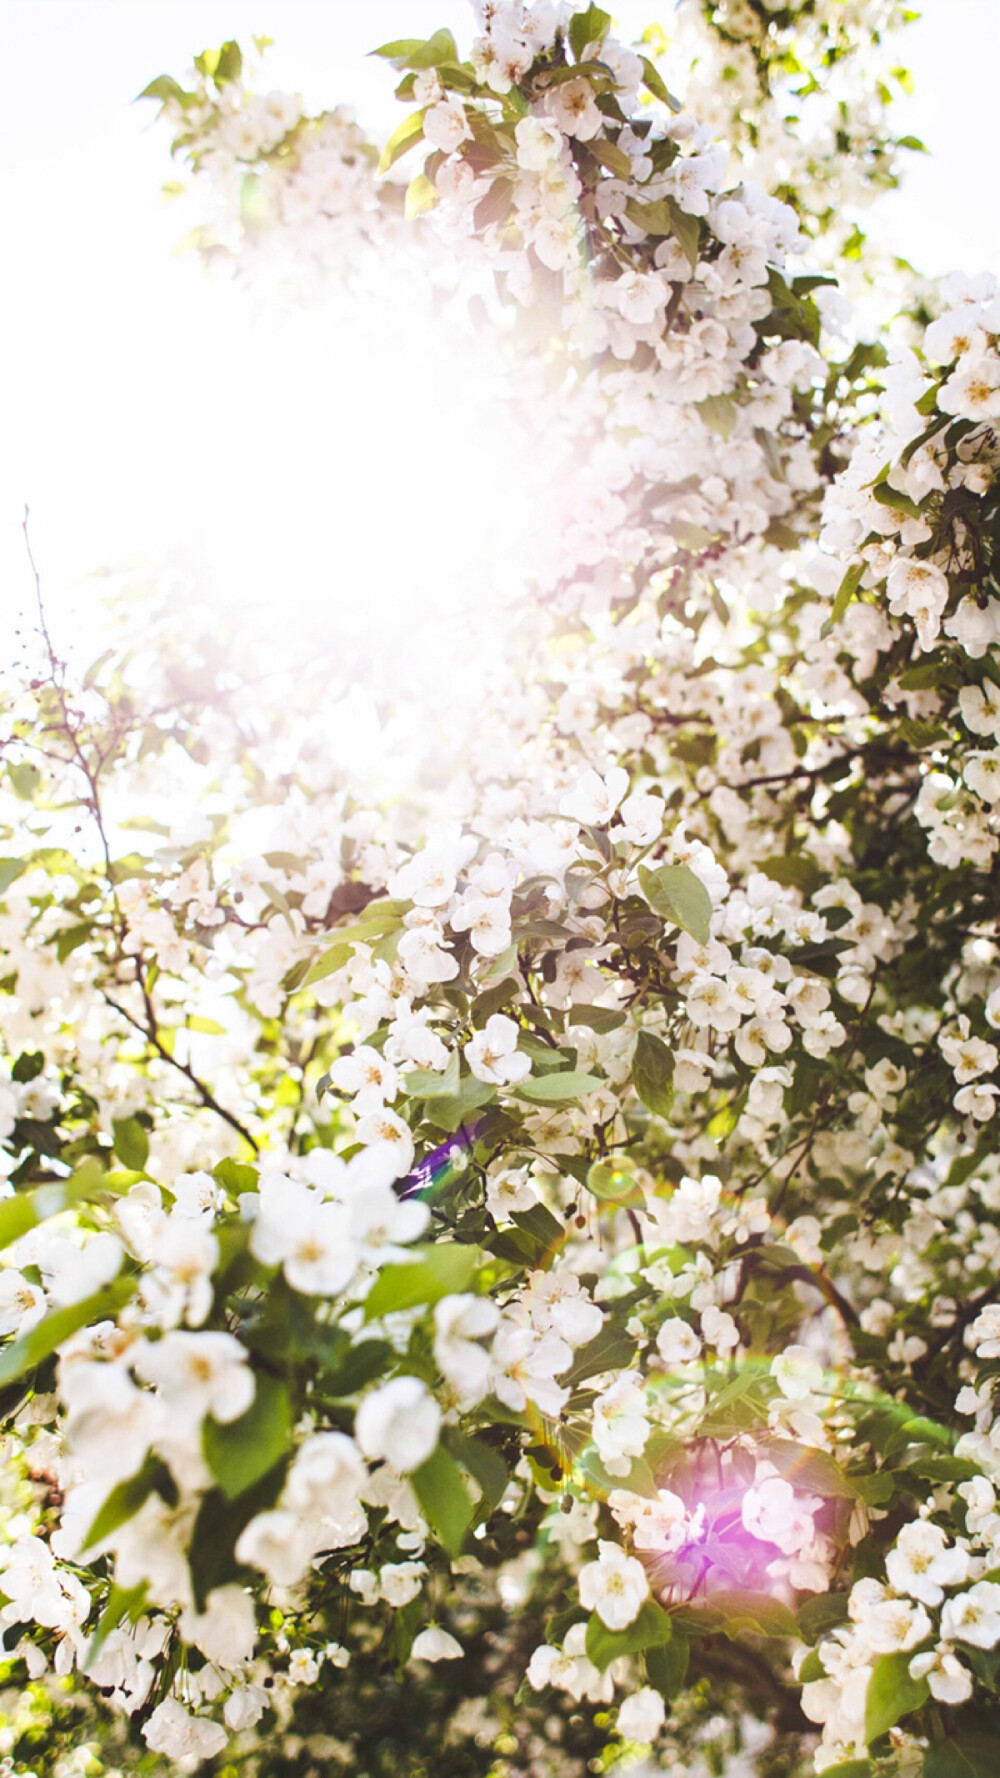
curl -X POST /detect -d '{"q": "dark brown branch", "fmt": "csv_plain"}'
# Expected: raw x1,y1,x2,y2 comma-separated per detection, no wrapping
101,989,259,1154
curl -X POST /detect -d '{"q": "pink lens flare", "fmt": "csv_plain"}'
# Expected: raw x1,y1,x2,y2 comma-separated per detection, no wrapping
634,1444,838,1608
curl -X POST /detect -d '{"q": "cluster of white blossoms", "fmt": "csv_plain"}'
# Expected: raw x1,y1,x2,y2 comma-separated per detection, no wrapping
819,274,1000,877
668,0,916,253
151,0,920,288
802,1371,1000,1772
3,4,1000,1777
145,44,387,295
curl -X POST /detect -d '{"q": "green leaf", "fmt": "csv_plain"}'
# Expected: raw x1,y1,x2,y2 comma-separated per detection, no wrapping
793,274,838,296
897,716,950,751
798,1648,827,1683
632,1029,675,1118
639,55,681,111
585,1161,643,1206
444,1429,509,1518
910,1455,979,1483
924,1737,999,1778
577,1447,655,1502
364,1243,480,1321
708,1590,798,1638
622,197,673,237
569,5,611,59
762,266,823,347
483,941,519,982
471,173,514,231
320,1337,393,1398
405,28,460,70
371,38,425,63
405,172,439,218
403,1049,460,1100
8,762,41,800
639,863,712,944
764,519,800,550
511,1201,566,1254
203,1373,292,1501
782,937,853,978
213,40,242,84
625,196,700,270
568,1004,626,1032
112,1116,149,1172
0,1277,137,1388
541,60,615,89
758,854,823,898
0,1182,55,1252
566,1322,636,1387
137,74,189,106
213,1158,258,1196
377,109,427,177
697,1362,770,1435
515,1071,603,1103
390,1594,424,1668
760,1438,860,1499
82,1453,177,1551
56,921,94,962
412,1442,475,1556
817,1765,873,1778
864,1650,928,1743
851,1471,895,1507
584,1599,672,1673
85,1582,148,1668
188,1466,288,1611
645,1628,689,1699
61,1164,139,1216
0,1166,98,1251
588,137,633,179
872,481,922,521
797,1592,849,1643
897,656,960,692
191,41,240,83
424,1074,496,1132
820,562,864,639
888,1414,953,1452
317,901,407,941
298,931,350,988
11,1052,43,1084
0,859,26,898
696,394,736,440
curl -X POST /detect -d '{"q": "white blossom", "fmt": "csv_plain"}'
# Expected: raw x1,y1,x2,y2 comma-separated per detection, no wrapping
355,1376,441,1472
578,1540,649,1629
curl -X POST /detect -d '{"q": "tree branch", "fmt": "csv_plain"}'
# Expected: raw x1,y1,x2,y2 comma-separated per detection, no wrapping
101,989,259,1154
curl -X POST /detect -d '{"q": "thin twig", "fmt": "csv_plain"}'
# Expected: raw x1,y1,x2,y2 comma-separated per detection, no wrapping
102,989,259,1154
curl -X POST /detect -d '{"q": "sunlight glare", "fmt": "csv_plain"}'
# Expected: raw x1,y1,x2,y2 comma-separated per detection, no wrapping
188,277,539,684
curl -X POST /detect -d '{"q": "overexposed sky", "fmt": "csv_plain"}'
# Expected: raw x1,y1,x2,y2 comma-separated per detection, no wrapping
1,0,996,661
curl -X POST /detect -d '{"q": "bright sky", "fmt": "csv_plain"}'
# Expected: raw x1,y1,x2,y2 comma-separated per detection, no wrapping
1,0,996,664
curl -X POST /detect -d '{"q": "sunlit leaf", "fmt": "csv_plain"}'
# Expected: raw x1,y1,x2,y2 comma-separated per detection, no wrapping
378,110,427,177
584,1599,671,1673
204,1373,293,1500
865,1651,928,1742
412,1442,475,1555
639,863,712,943
515,1071,603,1103
0,1277,137,1389
632,1029,674,1118
364,1244,481,1320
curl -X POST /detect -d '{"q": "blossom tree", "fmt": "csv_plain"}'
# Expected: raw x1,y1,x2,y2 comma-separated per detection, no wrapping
2,5,1000,1777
